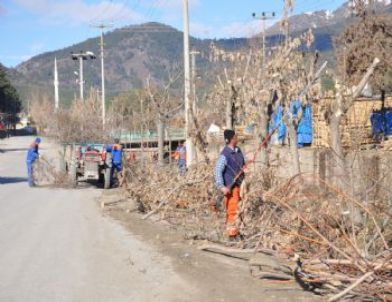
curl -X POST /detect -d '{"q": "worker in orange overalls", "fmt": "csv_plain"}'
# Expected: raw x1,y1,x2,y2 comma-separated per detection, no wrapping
214,129,246,239
172,141,187,174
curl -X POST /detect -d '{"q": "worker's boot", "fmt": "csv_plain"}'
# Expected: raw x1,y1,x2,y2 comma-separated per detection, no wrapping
229,235,243,242
227,226,240,242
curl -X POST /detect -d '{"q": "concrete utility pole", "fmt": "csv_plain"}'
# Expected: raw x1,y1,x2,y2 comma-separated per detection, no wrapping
71,51,96,101
54,57,59,111
157,115,164,165
190,49,200,163
92,23,113,127
79,57,83,100
190,50,200,115
252,12,275,68
183,0,194,167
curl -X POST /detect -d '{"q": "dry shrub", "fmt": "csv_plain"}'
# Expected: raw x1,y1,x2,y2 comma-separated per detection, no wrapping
122,161,225,240
31,90,108,144
33,155,73,188
29,91,109,187
30,93,53,132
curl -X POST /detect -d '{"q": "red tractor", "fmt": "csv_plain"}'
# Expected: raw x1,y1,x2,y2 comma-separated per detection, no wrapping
68,143,112,189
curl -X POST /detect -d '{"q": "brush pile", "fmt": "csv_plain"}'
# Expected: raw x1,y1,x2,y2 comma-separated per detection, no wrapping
33,155,74,188
122,161,391,301
244,174,392,301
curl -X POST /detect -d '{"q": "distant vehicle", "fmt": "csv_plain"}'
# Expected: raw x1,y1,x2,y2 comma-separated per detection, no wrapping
0,122,5,139
23,126,36,134
65,143,112,189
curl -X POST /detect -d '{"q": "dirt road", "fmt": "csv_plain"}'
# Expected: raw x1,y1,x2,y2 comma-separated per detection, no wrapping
0,137,321,302
0,137,195,301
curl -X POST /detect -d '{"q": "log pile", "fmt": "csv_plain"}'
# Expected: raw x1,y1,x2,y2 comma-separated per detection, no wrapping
122,161,392,301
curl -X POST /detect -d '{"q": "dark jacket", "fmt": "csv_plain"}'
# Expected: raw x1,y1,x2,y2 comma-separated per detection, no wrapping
221,146,245,187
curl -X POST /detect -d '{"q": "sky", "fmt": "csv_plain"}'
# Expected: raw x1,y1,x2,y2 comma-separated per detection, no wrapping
0,0,346,67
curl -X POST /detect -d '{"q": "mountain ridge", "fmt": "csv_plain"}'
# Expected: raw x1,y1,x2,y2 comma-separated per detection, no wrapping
7,1,392,105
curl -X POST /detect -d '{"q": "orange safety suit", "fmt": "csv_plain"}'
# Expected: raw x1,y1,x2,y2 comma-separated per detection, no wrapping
224,186,240,237
215,145,245,238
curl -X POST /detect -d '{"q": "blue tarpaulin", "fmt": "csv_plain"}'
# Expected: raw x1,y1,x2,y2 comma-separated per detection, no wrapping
386,111,392,136
371,110,392,137
297,104,313,146
269,105,287,144
371,113,384,136
290,100,313,147
268,101,313,147
290,100,301,118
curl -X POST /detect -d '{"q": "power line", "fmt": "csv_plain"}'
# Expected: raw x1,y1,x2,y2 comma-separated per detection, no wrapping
110,0,142,22
89,0,116,24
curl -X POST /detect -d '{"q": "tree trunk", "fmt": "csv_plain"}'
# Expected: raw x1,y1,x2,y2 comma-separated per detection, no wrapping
381,89,386,139
226,98,233,130
287,121,301,176
330,57,380,186
167,128,172,165
330,113,363,224
259,103,270,170
157,115,164,165
329,114,347,185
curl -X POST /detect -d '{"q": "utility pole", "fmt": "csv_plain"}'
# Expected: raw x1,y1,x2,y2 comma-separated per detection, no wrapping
71,51,96,101
140,96,145,165
183,0,194,167
190,49,200,163
252,12,275,67
92,23,113,127
190,50,200,115
157,114,164,165
54,57,59,111
79,56,83,100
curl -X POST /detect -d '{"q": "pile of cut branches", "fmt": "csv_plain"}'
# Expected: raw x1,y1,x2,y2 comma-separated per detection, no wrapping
122,161,391,301
122,161,227,241
242,174,391,301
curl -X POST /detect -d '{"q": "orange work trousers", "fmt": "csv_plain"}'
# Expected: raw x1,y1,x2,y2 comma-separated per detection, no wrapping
224,186,240,237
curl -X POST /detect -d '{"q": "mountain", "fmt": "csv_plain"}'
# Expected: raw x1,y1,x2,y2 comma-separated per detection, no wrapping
268,0,392,34
7,1,392,106
266,0,392,50
11,23,193,102
8,22,247,105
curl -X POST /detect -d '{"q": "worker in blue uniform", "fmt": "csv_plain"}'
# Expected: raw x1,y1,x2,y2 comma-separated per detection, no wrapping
26,137,41,187
107,139,123,187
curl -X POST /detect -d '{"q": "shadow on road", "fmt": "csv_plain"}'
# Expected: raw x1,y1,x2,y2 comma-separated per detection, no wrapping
0,177,27,184
0,148,28,153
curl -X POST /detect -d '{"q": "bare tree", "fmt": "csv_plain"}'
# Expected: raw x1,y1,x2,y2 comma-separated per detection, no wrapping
337,0,392,108
30,89,111,144
208,29,319,176
146,72,183,165
326,59,380,188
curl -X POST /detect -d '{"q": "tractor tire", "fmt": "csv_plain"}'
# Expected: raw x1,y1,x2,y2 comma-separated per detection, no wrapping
103,168,111,189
